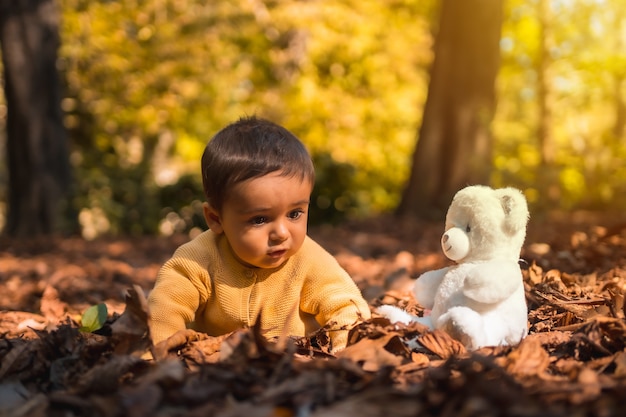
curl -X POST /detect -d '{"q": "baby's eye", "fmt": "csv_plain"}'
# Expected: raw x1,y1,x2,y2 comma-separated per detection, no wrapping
465,224,471,233
250,216,268,226
288,209,305,220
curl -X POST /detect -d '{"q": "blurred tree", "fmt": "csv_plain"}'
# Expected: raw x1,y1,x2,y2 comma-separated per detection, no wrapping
13,0,620,237
397,0,503,219
535,0,560,208
0,0,74,236
493,0,626,210
58,0,434,235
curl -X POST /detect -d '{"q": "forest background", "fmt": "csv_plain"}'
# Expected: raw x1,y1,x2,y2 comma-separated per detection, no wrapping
1,0,625,239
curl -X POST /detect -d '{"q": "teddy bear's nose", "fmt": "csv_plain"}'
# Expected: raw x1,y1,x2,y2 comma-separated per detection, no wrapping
442,234,449,243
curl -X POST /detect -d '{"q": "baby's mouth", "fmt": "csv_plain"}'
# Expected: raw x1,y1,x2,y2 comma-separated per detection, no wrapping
268,249,287,258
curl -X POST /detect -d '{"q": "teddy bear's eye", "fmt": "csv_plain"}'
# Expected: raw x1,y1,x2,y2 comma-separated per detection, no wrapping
465,225,471,233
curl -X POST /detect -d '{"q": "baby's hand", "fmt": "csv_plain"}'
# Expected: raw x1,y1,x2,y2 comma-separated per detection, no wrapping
152,329,208,360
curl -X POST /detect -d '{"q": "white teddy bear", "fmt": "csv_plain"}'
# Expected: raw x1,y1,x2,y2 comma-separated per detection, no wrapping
378,185,529,350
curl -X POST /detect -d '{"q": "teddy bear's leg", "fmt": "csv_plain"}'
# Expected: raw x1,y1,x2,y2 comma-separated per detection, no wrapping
376,305,435,329
436,306,487,350
375,305,414,325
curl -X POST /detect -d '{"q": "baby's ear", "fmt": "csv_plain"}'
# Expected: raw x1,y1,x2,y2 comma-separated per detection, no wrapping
496,188,529,235
202,202,224,234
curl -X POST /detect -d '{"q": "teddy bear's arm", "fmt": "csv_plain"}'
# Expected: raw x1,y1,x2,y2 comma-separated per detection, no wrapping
463,261,522,304
413,267,450,309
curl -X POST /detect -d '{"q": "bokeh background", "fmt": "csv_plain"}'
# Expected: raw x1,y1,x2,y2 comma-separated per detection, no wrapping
1,0,625,239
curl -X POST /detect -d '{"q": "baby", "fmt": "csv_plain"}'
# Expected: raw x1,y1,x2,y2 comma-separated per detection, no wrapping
148,116,370,352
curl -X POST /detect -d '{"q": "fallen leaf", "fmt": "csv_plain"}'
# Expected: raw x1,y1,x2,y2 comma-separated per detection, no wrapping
613,351,626,377
110,285,151,356
417,330,466,359
0,381,32,413
336,333,407,372
500,336,550,377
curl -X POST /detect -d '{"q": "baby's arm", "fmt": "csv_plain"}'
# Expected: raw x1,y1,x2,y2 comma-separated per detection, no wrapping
414,267,449,309
301,248,371,352
316,277,371,351
147,259,203,345
463,261,522,304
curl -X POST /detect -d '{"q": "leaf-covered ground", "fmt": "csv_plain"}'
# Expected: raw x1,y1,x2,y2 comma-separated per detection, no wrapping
1,212,626,417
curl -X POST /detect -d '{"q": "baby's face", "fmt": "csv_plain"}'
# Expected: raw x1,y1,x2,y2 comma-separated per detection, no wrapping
214,171,312,269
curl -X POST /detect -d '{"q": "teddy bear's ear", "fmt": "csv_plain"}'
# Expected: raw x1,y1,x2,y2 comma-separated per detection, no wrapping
496,187,529,235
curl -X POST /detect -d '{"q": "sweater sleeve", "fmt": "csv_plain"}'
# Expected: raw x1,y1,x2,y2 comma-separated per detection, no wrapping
147,240,212,345
299,239,371,351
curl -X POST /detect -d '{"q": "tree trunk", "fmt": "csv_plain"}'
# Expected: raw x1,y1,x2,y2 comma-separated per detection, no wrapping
612,8,625,141
535,0,560,207
614,75,625,141
396,0,502,220
0,0,73,237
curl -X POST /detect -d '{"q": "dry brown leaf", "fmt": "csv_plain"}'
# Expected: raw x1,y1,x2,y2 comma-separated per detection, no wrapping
613,351,626,377
74,354,146,394
605,286,625,318
310,387,421,417
0,311,48,338
3,216,626,416
336,333,406,372
569,367,602,405
110,285,151,356
526,261,544,285
2,392,48,417
119,383,163,417
0,381,32,413
0,340,35,380
500,336,550,377
219,328,260,361
181,333,231,364
410,351,430,365
552,357,582,378
524,331,572,347
213,401,276,417
39,285,67,324
417,329,466,359
570,316,626,357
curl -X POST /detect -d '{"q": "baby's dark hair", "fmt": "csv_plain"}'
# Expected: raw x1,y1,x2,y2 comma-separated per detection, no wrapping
201,116,315,210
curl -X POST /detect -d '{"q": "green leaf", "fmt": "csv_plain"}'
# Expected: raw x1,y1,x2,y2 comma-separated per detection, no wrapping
79,303,108,333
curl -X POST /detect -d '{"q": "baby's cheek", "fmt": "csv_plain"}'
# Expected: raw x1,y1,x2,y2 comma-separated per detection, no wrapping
233,235,265,261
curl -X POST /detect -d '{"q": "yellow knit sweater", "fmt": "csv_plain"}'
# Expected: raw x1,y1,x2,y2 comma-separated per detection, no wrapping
147,230,370,351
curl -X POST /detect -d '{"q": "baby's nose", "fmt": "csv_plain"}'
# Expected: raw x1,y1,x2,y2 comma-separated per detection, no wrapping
271,222,289,241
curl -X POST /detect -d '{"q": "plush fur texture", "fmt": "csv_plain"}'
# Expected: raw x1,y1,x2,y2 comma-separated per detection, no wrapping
379,185,530,350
